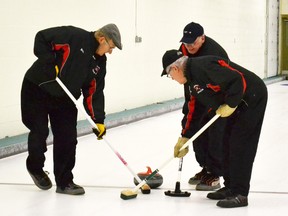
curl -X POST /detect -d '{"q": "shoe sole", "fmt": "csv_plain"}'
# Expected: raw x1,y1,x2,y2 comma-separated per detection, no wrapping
216,202,248,208
56,187,85,195
188,179,201,185
195,183,221,191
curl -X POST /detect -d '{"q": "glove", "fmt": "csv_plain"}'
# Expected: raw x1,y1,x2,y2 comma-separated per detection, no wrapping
55,65,59,77
174,137,190,158
216,104,237,117
92,123,106,140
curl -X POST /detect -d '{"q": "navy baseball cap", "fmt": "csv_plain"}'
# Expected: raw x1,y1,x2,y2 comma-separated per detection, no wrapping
180,22,204,44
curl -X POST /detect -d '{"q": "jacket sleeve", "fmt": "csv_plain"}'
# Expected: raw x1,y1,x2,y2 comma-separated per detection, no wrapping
33,27,68,64
30,27,73,97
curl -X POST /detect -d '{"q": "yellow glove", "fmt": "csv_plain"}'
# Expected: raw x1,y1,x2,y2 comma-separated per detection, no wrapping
55,65,59,77
216,104,237,117
92,123,106,140
174,137,190,158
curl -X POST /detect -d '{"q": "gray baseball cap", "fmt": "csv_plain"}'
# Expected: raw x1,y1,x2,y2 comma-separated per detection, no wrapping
100,23,122,50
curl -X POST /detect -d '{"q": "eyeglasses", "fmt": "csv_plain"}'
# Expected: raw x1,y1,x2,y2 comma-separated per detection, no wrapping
166,66,173,78
105,38,115,50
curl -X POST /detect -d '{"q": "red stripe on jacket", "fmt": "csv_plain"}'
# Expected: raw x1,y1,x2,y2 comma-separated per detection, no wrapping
182,96,196,135
218,60,247,94
85,79,97,120
181,44,196,135
53,44,70,71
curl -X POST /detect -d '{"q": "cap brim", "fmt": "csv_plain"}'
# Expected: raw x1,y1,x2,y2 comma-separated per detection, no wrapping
116,43,122,50
112,41,122,50
161,70,167,77
180,36,197,44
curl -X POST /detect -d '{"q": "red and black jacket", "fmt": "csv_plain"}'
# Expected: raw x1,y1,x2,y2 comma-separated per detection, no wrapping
24,26,106,123
185,56,247,110
179,36,229,138
183,56,266,139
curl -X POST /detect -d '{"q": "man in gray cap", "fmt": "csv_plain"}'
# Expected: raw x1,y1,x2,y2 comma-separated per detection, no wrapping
21,23,122,195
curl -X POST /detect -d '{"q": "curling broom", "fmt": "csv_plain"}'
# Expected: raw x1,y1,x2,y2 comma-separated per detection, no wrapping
55,77,151,194
120,114,220,200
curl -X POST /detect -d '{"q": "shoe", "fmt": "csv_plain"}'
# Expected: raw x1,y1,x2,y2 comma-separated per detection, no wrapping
188,168,207,185
195,172,220,191
207,187,232,200
27,169,52,190
56,182,85,195
217,194,248,208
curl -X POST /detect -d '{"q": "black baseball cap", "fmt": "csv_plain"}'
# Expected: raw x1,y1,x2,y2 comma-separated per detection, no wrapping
161,49,183,76
180,22,204,44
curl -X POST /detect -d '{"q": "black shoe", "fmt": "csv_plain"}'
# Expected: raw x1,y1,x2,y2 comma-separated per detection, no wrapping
195,172,220,191
27,169,52,190
188,168,207,185
216,194,248,208
56,182,85,195
207,187,232,200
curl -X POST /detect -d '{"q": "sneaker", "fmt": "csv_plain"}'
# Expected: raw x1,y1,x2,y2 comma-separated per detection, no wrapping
195,173,220,191
216,194,248,208
188,168,206,185
56,182,85,195
27,169,52,190
207,187,232,200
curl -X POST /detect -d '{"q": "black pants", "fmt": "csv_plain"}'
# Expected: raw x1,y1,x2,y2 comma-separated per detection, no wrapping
222,85,268,196
21,79,78,187
193,115,226,176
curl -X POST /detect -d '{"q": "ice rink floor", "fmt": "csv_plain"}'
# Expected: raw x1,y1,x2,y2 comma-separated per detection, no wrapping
1,80,288,216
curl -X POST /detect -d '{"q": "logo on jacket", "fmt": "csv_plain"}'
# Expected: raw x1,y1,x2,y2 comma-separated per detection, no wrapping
193,84,204,94
92,65,100,75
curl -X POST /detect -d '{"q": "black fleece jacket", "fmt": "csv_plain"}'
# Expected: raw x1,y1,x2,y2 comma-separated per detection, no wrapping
24,26,106,123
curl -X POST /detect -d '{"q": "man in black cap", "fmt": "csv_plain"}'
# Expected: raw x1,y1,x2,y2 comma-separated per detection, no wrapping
178,22,229,191
21,23,122,195
161,49,267,208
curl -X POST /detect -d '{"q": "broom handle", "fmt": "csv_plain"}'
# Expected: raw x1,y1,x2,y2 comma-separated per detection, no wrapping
177,158,183,182
55,77,143,183
132,114,220,191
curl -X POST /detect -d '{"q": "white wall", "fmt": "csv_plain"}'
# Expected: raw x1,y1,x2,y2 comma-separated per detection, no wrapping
0,0,279,138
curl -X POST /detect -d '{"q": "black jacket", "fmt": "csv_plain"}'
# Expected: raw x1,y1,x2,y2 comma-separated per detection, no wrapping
185,55,266,113
179,36,229,137
24,26,106,123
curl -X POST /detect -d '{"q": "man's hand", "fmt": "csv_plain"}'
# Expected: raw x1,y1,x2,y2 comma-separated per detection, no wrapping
216,104,237,117
92,123,106,140
174,137,189,158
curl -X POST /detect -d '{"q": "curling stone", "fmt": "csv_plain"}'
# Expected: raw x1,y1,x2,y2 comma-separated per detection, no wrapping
133,166,163,189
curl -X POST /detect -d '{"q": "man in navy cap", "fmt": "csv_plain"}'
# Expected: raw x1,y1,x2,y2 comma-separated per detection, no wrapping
177,22,229,191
